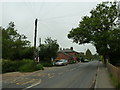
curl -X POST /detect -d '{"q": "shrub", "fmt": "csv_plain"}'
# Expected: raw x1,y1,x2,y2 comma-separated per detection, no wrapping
18,60,44,72
2,60,19,73
40,61,53,67
0,59,2,74
68,60,75,64
36,64,44,70
2,59,44,73
19,62,36,72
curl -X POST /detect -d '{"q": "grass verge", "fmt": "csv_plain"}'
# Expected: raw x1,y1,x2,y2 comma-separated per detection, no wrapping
109,73,120,89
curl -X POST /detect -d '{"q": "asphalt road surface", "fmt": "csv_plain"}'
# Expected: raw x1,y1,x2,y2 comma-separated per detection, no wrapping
3,60,99,89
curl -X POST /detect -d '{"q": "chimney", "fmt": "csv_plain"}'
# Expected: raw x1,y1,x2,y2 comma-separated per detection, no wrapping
59,48,62,51
70,47,73,50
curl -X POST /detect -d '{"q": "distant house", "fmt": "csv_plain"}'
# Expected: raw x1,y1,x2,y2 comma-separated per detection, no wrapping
55,47,79,62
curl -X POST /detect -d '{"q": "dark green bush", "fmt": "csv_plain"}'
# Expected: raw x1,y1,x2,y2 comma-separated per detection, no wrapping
40,61,53,67
68,60,75,64
2,60,19,73
0,59,2,74
19,62,36,72
19,62,44,72
36,64,44,70
2,59,44,73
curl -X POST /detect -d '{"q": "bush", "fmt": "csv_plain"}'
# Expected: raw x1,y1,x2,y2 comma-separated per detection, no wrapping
36,64,44,70
40,61,53,67
2,60,19,73
2,59,44,73
0,59,2,74
68,60,75,64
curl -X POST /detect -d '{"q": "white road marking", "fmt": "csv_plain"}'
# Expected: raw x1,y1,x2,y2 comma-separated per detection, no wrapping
70,68,76,71
22,79,41,90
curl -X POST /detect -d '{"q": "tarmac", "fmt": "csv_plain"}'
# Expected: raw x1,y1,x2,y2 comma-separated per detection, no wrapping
1,61,116,89
95,62,115,89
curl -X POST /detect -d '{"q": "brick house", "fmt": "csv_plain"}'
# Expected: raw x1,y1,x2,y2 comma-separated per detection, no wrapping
55,47,79,62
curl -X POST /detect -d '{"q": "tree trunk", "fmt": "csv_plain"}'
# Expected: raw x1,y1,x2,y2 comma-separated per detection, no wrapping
103,54,109,66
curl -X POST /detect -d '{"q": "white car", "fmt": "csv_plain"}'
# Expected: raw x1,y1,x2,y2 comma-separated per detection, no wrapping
55,59,68,66
84,59,89,62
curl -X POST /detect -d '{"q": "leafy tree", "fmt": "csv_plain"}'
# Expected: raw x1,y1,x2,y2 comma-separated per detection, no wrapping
2,22,32,60
39,37,59,62
0,27,2,59
85,49,93,60
68,2,120,65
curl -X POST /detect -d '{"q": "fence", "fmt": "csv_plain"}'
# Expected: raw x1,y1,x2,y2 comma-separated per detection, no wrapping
107,63,120,83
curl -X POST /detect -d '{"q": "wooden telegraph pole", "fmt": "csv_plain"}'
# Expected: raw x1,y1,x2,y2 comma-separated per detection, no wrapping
34,18,38,62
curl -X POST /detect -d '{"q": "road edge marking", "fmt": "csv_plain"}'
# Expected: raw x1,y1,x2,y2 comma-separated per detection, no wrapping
94,63,99,89
89,62,99,88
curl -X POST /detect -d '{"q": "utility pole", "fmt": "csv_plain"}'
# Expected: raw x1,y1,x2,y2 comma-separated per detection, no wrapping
39,38,41,47
38,38,41,63
34,18,38,62
34,18,38,49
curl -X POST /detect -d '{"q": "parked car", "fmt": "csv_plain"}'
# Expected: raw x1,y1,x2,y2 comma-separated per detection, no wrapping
55,59,68,66
84,59,89,62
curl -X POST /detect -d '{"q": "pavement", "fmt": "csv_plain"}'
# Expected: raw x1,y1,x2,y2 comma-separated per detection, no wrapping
95,62,115,89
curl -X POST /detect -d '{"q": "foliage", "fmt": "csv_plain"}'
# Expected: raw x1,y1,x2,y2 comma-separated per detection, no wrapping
39,37,59,62
0,28,1,59
68,60,75,64
40,61,53,67
85,49,93,60
1,22,34,60
110,73,120,89
18,63,43,72
68,2,120,64
2,59,44,73
2,59,20,73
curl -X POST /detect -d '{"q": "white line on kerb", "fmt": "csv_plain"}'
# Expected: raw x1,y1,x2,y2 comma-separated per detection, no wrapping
22,79,41,90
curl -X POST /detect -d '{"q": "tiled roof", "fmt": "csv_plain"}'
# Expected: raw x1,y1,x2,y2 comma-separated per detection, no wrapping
59,49,76,53
61,52,73,58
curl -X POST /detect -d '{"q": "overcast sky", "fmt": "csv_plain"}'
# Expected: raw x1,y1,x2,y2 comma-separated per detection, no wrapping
1,0,109,54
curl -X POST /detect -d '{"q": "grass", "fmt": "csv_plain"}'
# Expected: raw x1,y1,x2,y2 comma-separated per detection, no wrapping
109,73,120,89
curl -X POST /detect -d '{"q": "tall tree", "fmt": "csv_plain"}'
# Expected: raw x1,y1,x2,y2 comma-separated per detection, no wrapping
2,22,32,60
39,37,59,62
68,2,120,65
0,27,2,59
85,49,92,60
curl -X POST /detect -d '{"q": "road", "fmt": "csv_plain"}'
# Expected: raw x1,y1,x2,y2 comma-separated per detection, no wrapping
2,60,99,89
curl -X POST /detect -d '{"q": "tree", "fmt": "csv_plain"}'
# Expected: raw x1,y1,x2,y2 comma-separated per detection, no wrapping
68,2,120,65
0,27,2,59
85,49,93,60
39,37,59,62
2,22,32,60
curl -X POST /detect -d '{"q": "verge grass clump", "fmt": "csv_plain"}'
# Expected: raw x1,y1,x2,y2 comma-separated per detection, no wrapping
109,73,120,89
